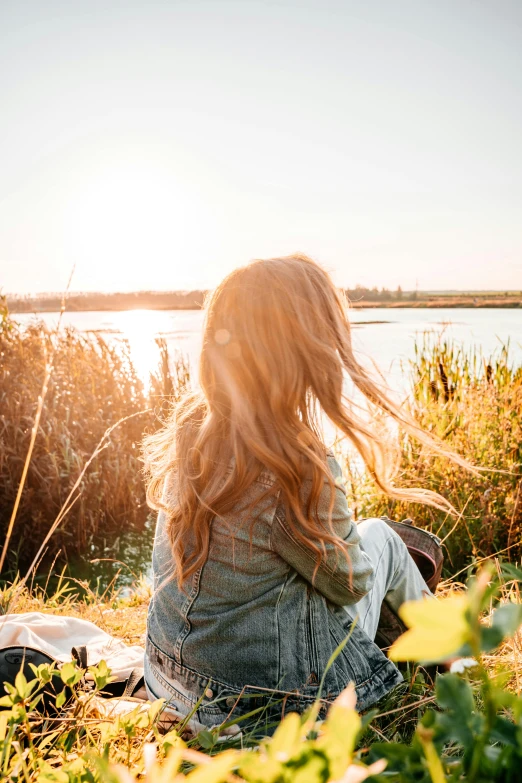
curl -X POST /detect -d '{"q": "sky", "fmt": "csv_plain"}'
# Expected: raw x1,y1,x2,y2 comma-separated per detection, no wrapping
1,0,521,294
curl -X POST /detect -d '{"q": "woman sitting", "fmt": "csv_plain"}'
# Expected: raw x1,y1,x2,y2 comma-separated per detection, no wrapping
143,254,459,730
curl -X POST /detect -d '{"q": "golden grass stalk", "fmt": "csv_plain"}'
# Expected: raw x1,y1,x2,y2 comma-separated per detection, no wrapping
0,357,53,572
0,270,74,572
21,408,151,588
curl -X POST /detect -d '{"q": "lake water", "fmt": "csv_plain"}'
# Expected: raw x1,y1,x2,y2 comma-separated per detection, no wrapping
15,307,522,590
15,308,522,391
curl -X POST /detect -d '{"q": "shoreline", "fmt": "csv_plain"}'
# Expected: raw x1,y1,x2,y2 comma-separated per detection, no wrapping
8,298,522,314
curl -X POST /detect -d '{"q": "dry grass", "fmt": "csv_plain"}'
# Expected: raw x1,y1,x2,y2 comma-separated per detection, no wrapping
2,573,150,647
0,305,189,579
339,337,522,573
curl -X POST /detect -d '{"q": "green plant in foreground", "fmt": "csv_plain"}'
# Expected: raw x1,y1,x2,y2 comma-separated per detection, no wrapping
373,563,522,782
0,565,521,782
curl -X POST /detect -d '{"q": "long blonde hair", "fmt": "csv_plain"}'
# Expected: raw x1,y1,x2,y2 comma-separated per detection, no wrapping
144,254,470,587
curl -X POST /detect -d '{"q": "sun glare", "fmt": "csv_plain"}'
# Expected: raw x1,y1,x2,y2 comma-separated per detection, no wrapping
62,158,221,289
113,310,164,383
107,309,204,386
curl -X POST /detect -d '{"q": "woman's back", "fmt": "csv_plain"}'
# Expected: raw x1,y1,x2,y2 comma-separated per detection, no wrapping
146,455,402,715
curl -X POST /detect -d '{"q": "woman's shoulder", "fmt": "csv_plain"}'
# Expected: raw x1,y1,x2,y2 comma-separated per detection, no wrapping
325,450,343,476
295,451,347,496
307,449,344,480
254,450,344,487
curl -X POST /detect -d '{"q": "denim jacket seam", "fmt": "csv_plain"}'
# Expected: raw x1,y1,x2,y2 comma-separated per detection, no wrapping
274,571,290,686
355,657,401,690
149,662,226,715
174,565,204,662
223,463,275,488
268,489,283,553
148,632,398,705
255,472,275,487
274,510,368,600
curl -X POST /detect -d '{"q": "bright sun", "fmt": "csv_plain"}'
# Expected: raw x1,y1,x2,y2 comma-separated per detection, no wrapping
61,157,221,290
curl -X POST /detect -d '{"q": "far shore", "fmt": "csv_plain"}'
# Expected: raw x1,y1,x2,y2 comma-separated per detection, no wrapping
6,288,522,314
8,296,522,314
349,296,522,309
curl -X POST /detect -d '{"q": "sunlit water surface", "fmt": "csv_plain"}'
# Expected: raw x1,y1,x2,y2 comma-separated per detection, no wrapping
15,307,522,387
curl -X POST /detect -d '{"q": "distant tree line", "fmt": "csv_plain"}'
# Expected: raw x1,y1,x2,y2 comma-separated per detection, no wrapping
6,286,415,313
343,285,416,302
6,286,520,313
6,290,207,313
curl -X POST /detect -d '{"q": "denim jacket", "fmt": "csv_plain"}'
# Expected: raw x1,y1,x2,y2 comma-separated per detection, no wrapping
146,454,402,720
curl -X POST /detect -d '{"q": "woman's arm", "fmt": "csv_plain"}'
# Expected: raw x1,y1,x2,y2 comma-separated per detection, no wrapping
270,457,375,606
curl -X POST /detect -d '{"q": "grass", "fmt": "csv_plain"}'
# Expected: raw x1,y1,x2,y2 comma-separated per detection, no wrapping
1,565,521,782
338,336,522,573
0,300,189,580
1,573,151,648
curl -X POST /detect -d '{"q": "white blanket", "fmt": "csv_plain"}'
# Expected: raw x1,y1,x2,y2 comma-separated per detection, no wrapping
0,612,144,680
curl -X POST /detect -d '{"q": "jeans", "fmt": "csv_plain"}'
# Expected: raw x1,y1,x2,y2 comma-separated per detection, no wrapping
145,517,431,731
343,517,432,640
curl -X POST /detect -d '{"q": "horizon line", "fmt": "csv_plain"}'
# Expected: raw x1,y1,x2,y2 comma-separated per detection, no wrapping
5,287,522,298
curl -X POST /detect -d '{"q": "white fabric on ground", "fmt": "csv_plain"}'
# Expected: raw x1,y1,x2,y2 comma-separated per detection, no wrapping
0,612,144,680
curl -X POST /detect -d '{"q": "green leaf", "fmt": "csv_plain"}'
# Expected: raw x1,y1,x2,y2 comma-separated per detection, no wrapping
197,729,216,750
118,705,149,736
390,594,470,663
147,697,165,725
239,752,282,783
29,694,43,712
35,765,69,783
492,686,520,713
498,563,522,583
480,603,522,653
417,725,446,783
491,603,522,639
184,749,238,783
268,711,302,761
290,750,329,783
60,661,83,687
161,728,185,753
55,689,66,709
34,663,54,685
318,686,361,781
490,715,519,747
10,704,27,722
436,711,475,749
88,659,114,691
436,673,475,717
14,670,29,699
3,682,16,697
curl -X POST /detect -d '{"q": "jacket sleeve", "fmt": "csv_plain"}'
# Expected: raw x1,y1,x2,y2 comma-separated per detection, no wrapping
270,456,375,606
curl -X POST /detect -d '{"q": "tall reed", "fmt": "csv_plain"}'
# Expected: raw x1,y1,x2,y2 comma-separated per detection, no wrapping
339,336,522,571
0,307,188,576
